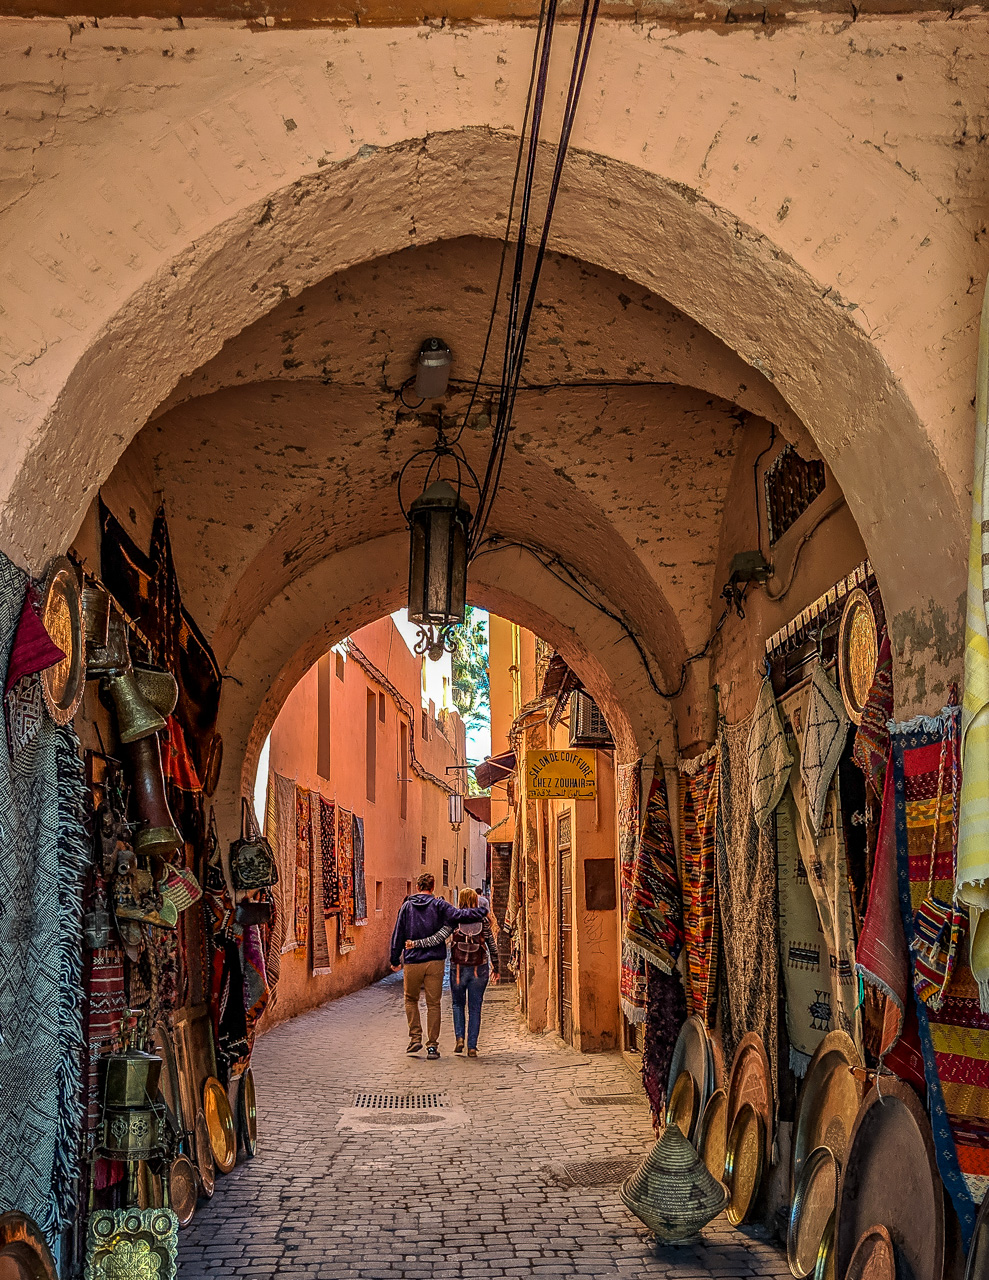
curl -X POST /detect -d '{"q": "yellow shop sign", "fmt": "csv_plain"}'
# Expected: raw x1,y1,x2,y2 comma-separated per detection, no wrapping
525,749,597,800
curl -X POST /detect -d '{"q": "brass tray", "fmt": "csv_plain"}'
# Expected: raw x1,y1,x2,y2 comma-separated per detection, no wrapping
239,1067,258,1160
815,1210,836,1280
788,1145,840,1279
838,588,878,726
792,1030,863,1197
85,1208,178,1280
38,556,85,725
847,1224,896,1280
666,1070,698,1140
194,1108,215,1198
726,1032,773,1163
169,1154,198,1228
696,1088,729,1183
835,1078,943,1280
203,1076,237,1175
667,1016,713,1124
965,1190,989,1280
725,1102,764,1227
0,1212,58,1280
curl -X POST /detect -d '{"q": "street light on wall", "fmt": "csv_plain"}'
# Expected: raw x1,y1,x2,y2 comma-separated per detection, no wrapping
407,479,471,629
448,791,464,833
415,339,453,400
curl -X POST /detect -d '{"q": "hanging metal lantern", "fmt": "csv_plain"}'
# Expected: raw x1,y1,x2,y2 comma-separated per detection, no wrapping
407,479,471,628
448,791,464,832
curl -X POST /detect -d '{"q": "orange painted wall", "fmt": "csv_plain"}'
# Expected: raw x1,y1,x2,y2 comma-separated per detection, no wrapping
259,615,468,1030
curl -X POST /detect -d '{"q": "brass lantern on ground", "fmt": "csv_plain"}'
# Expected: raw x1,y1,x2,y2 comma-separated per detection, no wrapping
407,479,471,628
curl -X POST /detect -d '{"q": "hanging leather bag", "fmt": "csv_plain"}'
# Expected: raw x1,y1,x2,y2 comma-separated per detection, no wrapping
229,798,279,891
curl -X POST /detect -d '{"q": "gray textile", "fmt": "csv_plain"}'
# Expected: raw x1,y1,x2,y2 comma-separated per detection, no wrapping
352,814,367,925
800,662,850,835
715,722,779,1090
0,552,88,1246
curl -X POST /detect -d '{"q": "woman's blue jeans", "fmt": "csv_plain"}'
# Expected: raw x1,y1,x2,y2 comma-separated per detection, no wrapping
450,963,489,1050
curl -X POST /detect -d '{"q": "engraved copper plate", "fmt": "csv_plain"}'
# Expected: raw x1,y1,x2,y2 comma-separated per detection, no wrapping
725,1102,764,1227
666,1071,698,1141
85,1208,178,1280
667,1016,713,1124
835,1079,943,1280
194,1108,215,1198
203,1077,236,1175
788,1146,839,1279
726,1032,773,1163
965,1191,989,1280
696,1089,729,1183
792,1031,863,1197
838,588,878,726
846,1225,896,1280
240,1067,258,1159
0,1213,58,1280
38,556,85,725
169,1155,197,1228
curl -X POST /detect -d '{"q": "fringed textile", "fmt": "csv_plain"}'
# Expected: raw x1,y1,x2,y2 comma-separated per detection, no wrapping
337,808,356,954
853,633,893,799
319,797,339,914
617,760,647,1023
678,751,719,1027
748,677,793,829
308,798,332,976
353,814,367,925
800,662,850,836
85,945,127,1130
641,966,687,1132
623,765,683,974
894,712,983,1245
241,923,270,1046
294,788,312,949
960,274,989,1014
716,723,779,1088
269,772,298,955
0,548,88,1248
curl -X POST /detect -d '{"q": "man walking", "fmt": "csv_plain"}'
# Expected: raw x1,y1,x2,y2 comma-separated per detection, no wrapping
390,873,486,1059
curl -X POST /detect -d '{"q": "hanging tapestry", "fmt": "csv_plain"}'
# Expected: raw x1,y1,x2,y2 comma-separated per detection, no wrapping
800,661,850,835
622,764,682,974
85,945,127,1131
893,709,986,1244
747,676,794,830
161,716,201,792
352,814,368,925
241,923,270,1048
266,772,298,956
853,632,893,799
617,760,647,1023
261,777,281,988
641,966,687,1133
716,722,779,1086
4,584,65,759
319,796,340,914
0,554,88,1248
337,807,356,954
678,747,719,1028
960,278,989,1016
294,788,312,949
308,797,333,976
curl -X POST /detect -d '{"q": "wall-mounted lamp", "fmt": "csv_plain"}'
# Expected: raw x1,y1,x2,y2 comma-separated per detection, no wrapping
448,791,464,832
407,479,471,628
415,338,453,401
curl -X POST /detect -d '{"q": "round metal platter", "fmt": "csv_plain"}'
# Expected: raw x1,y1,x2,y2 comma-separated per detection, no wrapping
724,1102,765,1227
838,588,878,726
0,1213,58,1280
38,556,85,725
814,1211,837,1280
696,1089,729,1183
203,1077,237,1175
792,1030,863,1198
194,1108,216,1198
835,1078,943,1280
846,1225,896,1280
666,1071,698,1141
788,1146,840,1279
239,1068,258,1159
667,1016,713,1122
965,1190,989,1280
726,1032,773,1164
170,1155,198,1228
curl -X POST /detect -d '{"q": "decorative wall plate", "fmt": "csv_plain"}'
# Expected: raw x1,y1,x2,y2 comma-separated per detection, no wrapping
696,1089,729,1184
85,1208,178,1280
724,1102,764,1227
835,1079,943,1280
846,1225,896,1280
788,1146,840,1279
667,1016,713,1126
194,1109,215,1198
169,1154,198,1228
666,1071,698,1141
239,1067,258,1159
837,588,878,725
0,1212,58,1280
726,1033,773,1163
38,556,85,725
203,1077,237,1174
814,1210,836,1280
792,1030,863,1198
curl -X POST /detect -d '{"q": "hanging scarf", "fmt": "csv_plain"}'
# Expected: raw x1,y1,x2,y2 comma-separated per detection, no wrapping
294,788,312,949
319,796,340,913
353,814,368,925
641,967,687,1132
747,676,793,829
309,796,333,976
800,661,850,836
678,748,719,1027
617,760,647,1023
337,808,356,954
623,764,683,974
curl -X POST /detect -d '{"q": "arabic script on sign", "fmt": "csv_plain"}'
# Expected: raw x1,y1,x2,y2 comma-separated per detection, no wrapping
525,749,597,800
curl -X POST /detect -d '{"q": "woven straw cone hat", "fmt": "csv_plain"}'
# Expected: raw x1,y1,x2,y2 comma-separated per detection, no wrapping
620,1122,729,1241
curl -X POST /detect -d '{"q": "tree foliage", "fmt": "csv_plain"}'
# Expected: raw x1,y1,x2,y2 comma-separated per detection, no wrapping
452,606,490,734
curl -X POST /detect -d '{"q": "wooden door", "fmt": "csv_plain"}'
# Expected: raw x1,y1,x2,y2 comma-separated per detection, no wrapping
557,810,573,1045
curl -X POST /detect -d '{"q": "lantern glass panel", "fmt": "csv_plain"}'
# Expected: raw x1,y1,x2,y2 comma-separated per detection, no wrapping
448,792,465,827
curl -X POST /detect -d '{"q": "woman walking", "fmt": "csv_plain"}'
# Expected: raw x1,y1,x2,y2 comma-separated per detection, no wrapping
407,888,499,1057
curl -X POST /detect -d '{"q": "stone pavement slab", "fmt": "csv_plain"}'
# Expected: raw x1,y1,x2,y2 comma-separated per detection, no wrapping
177,975,788,1278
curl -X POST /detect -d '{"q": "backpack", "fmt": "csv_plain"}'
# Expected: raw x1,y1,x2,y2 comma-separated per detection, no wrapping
450,928,486,967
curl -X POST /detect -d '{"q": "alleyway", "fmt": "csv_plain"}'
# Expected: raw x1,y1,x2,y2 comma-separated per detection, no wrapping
178,976,788,1280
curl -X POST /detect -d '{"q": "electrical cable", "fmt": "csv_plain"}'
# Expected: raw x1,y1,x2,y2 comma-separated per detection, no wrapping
763,496,846,602
751,423,776,556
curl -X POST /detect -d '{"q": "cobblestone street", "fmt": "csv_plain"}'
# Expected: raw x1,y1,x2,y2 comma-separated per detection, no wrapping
178,974,789,1279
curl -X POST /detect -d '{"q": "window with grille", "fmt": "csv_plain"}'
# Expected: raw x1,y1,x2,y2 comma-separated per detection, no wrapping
442,859,449,887
765,444,827,545
421,837,427,866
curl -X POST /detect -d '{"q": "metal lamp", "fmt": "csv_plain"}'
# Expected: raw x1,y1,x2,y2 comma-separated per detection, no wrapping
407,479,471,627
415,339,453,400
448,791,464,832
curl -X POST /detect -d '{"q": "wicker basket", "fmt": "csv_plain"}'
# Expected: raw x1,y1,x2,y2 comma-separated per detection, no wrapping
620,1122,729,1241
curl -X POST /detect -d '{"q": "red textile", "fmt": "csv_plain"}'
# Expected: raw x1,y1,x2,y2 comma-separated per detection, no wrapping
161,716,201,791
852,632,893,798
5,584,65,694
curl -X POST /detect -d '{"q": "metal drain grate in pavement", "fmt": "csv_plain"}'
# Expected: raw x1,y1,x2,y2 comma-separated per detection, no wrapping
353,1092,448,1110
547,1158,641,1187
575,1093,646,1106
